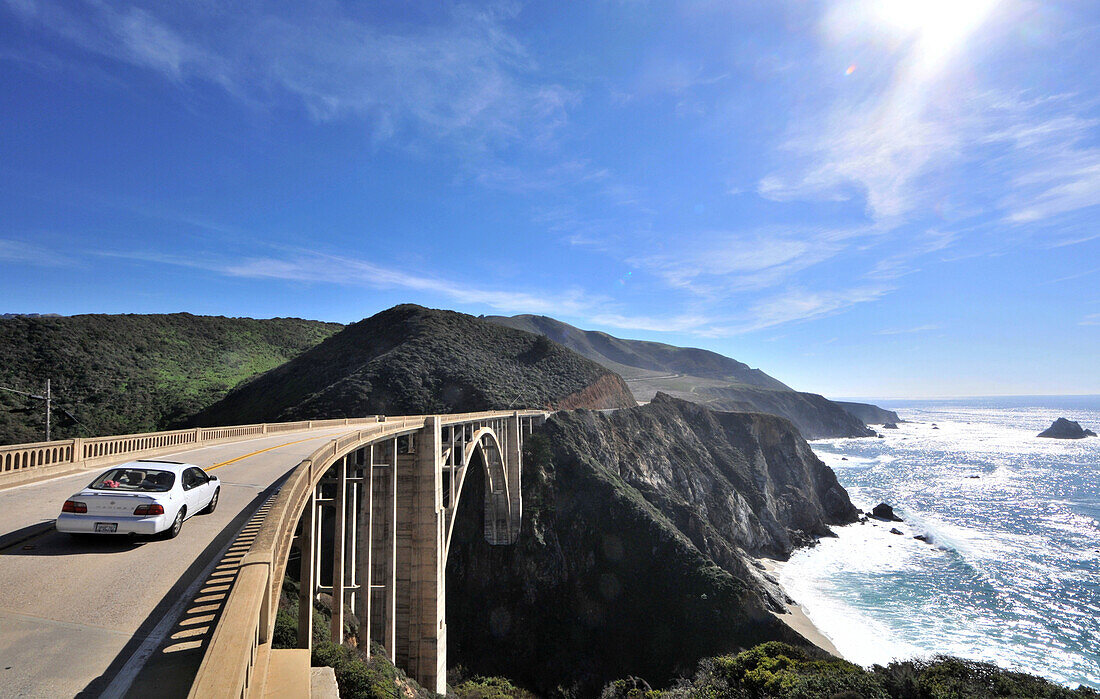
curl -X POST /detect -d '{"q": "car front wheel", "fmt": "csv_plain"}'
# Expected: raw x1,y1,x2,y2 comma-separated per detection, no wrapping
166,508,185,539
202,488,220,515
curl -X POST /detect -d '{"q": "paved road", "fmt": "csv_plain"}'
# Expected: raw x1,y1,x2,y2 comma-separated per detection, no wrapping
0,428,352,698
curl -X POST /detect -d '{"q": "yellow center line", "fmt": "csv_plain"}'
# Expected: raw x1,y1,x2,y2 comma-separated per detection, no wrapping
207,435,330,471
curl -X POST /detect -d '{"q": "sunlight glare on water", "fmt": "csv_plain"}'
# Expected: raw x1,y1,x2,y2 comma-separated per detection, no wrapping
778,398,1100,690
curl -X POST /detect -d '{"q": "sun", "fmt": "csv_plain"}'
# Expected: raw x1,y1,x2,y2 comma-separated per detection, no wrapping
872,0,999,67
873,0,997,33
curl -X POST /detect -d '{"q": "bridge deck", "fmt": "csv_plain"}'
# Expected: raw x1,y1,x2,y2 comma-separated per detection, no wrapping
0,427,353,698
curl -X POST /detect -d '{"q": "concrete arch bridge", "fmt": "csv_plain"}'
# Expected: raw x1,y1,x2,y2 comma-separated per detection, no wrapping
190,411,546,697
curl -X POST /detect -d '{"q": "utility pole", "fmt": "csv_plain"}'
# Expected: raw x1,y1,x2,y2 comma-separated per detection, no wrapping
0,379,55,442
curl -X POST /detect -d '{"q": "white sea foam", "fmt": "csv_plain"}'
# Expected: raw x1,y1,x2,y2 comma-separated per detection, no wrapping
794,399,1100,689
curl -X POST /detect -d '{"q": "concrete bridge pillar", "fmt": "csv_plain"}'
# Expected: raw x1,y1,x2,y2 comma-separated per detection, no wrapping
363,438,398,661
402,416,446,695
506,413,522,544
297,485,317,649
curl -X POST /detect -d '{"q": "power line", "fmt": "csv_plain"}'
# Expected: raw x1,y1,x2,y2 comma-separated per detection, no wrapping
0,379,79,441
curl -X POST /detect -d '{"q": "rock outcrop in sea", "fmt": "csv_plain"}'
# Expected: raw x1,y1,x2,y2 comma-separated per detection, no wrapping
872,502,903,521
1037,418,1098,439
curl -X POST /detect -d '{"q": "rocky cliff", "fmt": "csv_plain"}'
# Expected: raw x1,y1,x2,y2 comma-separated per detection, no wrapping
692,385,874,440
835,401,903,426
446,394,857,694
187,305,635,425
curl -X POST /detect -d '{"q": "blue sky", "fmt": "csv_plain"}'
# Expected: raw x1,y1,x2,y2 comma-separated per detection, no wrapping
2,0,1098,399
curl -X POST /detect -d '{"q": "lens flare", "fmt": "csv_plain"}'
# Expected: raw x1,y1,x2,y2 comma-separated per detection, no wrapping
846,64,857,75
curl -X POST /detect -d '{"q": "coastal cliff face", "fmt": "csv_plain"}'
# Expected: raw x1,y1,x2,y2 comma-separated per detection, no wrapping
554,373,639,411
187,305,635,425
694,385,875,440
560,393,858,559
446,394,857,695
836,400,903,426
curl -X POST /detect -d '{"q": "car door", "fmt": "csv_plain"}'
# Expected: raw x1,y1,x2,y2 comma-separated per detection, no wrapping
181,467,209,517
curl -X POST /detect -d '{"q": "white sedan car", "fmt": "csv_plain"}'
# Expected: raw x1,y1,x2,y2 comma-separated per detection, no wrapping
56,460,220,538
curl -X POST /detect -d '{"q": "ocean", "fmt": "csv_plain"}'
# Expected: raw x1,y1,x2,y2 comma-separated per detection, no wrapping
777,396,1100,690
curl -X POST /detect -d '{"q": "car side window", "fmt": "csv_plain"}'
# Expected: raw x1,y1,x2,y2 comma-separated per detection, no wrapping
183,468,204,491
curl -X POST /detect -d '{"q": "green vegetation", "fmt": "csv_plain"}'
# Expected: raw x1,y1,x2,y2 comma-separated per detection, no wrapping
449,668,539,699
189,305,634,425
598,642,1099,699
311,641,419,699
0,313,340,444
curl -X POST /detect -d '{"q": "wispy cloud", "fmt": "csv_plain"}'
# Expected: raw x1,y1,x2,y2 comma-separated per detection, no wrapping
1081,313,1100,326
876,324,940,335
101,247,611,319
3,1,573,150
97,245,891,338
626,226,871,294
1039,267,1099,286
0,238,76,266
868,228,958,280
734,286,891,333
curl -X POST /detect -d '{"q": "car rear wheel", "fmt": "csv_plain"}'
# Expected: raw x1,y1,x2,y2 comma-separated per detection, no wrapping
166,508,185,539
202,488,220,515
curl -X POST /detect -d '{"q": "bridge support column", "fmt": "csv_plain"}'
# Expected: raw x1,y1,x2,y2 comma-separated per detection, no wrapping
369,438,400,660
506,413,522,544
356,444,374,653
297,485,317,648
331,455,348,643
404,417,446,695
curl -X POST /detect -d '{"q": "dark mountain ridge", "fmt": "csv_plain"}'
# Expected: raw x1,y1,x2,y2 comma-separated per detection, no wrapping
487,314,790,389
187,305,635,425
486,314,875,439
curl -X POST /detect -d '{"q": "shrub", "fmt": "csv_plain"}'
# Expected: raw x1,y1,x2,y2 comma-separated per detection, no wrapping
311,641,405,699
454,675,538,699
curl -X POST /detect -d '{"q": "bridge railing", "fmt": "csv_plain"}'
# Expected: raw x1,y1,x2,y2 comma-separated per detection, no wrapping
0,417,386,488
188,410,548,699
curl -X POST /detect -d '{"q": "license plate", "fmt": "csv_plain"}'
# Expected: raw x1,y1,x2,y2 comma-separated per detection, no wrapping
95,523,118,533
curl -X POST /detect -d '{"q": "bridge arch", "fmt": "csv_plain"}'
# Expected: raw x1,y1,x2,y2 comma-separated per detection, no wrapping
445,426,512,556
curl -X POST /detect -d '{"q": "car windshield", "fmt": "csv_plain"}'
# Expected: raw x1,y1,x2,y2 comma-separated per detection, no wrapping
90,468,174,493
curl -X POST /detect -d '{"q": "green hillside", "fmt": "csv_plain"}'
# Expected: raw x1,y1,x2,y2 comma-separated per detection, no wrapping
0,313,341,445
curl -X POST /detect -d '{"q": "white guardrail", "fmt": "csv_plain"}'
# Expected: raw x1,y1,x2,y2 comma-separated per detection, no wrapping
0,417,386,488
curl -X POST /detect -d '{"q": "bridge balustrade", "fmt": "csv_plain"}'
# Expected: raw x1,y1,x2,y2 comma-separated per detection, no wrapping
0,417,386,488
